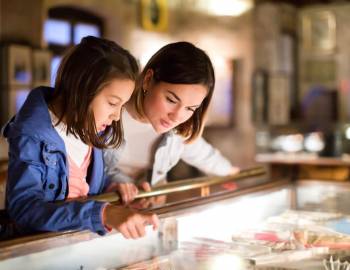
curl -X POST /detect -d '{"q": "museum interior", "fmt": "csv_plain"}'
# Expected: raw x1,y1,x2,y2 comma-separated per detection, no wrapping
0,0,350,269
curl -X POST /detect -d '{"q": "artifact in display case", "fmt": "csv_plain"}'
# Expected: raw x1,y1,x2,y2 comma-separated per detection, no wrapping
230,209,350,266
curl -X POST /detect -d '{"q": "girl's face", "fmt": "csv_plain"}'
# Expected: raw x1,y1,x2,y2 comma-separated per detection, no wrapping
143,78,207,134
91,79,135,132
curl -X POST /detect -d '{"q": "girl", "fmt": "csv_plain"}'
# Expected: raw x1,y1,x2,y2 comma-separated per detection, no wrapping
103,41,239,203
3,36,159,239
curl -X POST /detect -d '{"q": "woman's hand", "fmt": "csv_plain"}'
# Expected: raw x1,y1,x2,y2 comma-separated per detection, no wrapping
132,195,167,209
104,204,159,239
131,181,166,209
230,167,240,175
139,181,152,192
106,182,139,204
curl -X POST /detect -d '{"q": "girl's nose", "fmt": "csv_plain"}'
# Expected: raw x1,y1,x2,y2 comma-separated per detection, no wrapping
110,112,120,121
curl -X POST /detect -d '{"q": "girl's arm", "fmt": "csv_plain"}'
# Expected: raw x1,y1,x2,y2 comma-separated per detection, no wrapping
6,136,107,234
7,160,108,234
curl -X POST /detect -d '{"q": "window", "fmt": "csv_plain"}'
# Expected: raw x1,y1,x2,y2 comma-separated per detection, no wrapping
44,19,71,45
44,7,103,85
74,23,101,44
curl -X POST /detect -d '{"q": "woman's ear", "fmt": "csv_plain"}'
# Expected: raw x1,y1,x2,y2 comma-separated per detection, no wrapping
142,69,154,92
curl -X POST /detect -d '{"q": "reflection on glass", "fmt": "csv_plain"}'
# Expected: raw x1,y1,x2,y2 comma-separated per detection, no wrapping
50,56,61,87
44,19,71,45
74,23,100,44
177,189,289,242
209,254,250,270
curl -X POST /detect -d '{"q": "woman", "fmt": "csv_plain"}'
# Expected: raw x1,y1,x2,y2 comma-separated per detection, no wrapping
104,41,239,203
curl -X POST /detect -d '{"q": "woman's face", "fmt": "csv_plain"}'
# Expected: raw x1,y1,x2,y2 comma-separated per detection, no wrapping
143,76,207,134
91,79,134,132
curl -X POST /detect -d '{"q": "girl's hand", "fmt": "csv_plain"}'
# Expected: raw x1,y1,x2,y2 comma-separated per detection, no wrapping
104,204,159,239
106,182,139,204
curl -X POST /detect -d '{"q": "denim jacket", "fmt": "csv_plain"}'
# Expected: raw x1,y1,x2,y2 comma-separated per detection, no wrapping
104,130,233,186
2,87,108,235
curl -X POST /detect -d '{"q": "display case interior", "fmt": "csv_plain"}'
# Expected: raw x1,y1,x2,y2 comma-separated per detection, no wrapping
0,169,349,270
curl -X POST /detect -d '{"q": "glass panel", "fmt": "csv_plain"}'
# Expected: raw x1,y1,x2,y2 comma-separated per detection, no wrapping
296,181,350,214
74,23,100,44
50,56,61,87
44,19,71,45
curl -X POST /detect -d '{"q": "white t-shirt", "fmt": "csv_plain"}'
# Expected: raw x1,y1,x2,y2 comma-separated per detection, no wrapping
118,109,160,181
49,111,90,167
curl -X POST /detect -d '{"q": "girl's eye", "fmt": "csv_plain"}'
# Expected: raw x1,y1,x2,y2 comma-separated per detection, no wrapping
166,97,176,104
109,102,118,107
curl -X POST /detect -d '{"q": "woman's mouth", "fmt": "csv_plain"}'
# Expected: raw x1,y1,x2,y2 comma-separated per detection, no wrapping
160,119,171,129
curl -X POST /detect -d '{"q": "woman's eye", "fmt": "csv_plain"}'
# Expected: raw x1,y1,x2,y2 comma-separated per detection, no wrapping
109,102,118,107
187,107,195,112
166,97,176,104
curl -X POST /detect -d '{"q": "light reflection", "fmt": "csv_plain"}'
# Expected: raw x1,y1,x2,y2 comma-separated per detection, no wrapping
210,254,247,270
177,190,288,242
345,126,350,140
271,134,304,153
196,0,254,16
304,132,325,152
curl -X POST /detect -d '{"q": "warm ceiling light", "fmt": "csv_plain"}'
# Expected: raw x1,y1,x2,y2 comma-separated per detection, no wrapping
197,0,254,16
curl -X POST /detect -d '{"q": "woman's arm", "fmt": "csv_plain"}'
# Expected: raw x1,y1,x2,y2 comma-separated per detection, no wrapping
103,147,134,183
181,137,239,176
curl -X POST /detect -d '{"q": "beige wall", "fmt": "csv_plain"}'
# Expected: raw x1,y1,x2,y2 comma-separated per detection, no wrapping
0,0,44,47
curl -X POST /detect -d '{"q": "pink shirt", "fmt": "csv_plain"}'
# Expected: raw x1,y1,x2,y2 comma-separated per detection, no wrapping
66,147,111,231
67,147,91,199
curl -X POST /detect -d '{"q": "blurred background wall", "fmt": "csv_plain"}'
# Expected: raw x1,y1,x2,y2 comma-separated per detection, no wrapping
1,0,350,178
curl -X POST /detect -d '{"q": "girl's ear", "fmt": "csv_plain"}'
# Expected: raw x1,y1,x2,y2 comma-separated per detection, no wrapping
142,69,154,92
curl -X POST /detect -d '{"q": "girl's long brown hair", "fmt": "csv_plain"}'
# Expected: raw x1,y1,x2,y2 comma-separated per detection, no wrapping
51,36,139,148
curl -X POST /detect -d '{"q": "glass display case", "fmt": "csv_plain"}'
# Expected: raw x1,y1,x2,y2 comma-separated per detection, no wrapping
0,169,349,270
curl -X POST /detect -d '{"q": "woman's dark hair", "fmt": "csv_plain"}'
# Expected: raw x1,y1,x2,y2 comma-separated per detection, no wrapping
133,41,215,143
51,36,139,148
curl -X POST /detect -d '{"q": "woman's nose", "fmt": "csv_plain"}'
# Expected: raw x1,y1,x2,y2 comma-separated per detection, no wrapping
169,107,183,122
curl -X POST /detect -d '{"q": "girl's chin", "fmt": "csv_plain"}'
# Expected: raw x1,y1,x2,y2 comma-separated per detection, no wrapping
98,125,107,132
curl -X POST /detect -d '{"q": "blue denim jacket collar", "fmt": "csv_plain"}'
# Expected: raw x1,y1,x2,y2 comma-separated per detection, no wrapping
3,87,65,154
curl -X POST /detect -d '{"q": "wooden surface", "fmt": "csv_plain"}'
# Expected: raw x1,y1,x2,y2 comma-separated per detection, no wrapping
256,153,350,166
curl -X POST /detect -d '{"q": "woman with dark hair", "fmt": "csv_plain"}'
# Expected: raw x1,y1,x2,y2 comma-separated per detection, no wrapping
104,41,239,203
3,36,158,239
